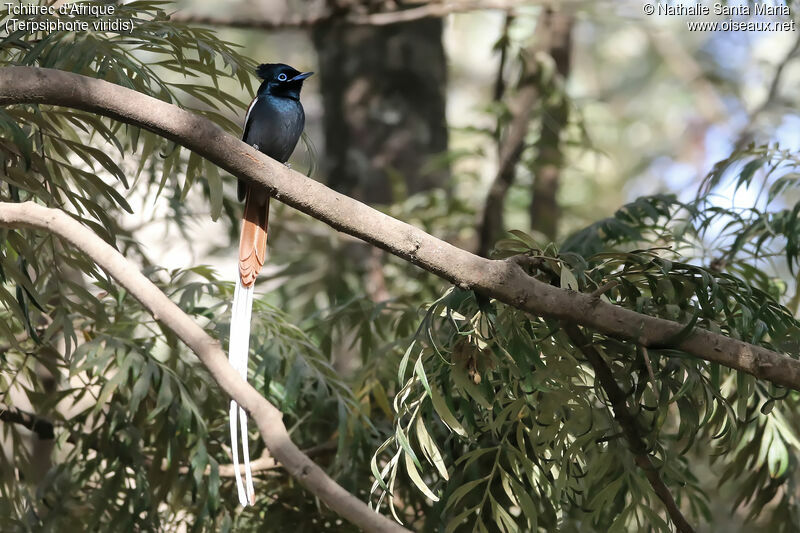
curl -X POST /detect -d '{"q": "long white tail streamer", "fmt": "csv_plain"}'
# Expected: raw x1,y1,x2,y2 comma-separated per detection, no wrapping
229,275,256,506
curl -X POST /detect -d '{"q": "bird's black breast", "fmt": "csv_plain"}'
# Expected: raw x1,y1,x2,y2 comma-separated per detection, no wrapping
239,96,305,201
244,96,305,163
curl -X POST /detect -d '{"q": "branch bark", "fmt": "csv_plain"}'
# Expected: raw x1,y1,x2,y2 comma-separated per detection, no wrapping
0,200,409,533
1,68,799,395
170,0,534,29
563,324,696,533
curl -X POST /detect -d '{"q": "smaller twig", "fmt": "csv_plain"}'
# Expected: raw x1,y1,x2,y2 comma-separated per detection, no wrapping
492,13,515,104
590,280,618,299
177,449,277,477
529,8,573,240
477,19,543,257
648,29,727,124
788,270,800,317
0,404,56,439
0,404,278,477
640,345,658,395
734,31,800,150
750,32,800,119
0,330,30,355
0,403,338,480
563,323,695,533
508,254,544,272
182,440,339,478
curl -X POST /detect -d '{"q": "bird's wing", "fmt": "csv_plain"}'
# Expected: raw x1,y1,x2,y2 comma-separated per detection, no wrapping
242,96,259,142
238,97,260,201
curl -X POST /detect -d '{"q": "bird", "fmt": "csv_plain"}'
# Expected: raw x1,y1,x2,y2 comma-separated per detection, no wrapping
228,63,312,507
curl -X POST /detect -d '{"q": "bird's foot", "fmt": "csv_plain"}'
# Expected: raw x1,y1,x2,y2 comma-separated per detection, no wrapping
284,162,292,169
252,144,259,151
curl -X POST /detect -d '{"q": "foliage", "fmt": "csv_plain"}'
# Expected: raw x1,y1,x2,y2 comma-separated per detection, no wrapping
0,2,358,530
369,144,800,532
2,2,800,533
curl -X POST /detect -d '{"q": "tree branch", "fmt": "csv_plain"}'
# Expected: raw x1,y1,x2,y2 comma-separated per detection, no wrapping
733,31,800,150
0,200,409,533
1,67,799,393
477,13,542,257
563,323,695,533
648,29,727,125
0,403,56,440
170,0,535,29
0,404,333,479
530,8,573,240
0,403,331,480
209,440,338,477
0,330,30,356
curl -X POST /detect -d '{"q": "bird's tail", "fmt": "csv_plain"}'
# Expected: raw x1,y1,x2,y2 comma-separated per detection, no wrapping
228,190,269,506
239,190,270,287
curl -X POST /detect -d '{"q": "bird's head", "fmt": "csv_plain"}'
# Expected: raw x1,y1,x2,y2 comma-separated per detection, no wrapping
256,63,313,101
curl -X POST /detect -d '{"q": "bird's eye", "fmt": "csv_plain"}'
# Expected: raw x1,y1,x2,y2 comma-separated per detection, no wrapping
277,73,288,81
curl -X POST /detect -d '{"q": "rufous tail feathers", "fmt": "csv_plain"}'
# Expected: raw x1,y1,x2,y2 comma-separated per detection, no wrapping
238,190,270,287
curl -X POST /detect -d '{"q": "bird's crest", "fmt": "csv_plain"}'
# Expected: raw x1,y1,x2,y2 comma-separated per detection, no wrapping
256,63,291,80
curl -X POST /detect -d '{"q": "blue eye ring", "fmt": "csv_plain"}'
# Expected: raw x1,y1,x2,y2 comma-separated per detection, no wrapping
277,73,288,81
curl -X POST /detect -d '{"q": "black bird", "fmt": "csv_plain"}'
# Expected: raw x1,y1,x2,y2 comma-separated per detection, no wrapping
238,63,312,285
229,63,311,507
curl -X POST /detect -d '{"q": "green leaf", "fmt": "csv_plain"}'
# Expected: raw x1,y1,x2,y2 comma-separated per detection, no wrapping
93,356,133,416
503,471,538,530
207,163,223,221
444,476,489,511
430,385,467,437
415,417,449,480
560,264,580,291
129,361,154,414
445,505,479,533
369,437,396,494
404,450,439,501
507,229,537,249
398,340,416,385
767,436,789,478
190,440,208,487
414,354,432,397
490,493,519,533
396,425,421,469
148,374,173,421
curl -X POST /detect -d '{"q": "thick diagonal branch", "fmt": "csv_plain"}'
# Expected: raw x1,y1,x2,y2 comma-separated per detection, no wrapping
563,323,696,533
0,201,409,533
1,67,799,390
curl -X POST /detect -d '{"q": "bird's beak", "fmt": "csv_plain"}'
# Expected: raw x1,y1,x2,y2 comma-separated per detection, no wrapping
289,71,314,82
